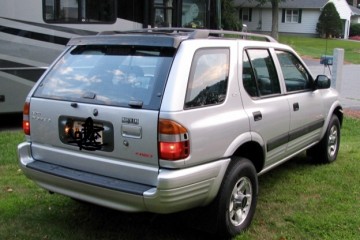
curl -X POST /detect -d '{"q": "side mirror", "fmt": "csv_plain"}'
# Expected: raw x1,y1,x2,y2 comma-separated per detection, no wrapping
314,75,331,89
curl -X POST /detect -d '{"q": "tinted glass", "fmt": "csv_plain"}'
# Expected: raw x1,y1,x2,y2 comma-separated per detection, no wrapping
185,48,229,108
276,50,312,92
242,52,258,97
246,49,280,96
34,45,175,110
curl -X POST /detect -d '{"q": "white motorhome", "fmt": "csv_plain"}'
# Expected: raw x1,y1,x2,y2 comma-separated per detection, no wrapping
0,0,221,113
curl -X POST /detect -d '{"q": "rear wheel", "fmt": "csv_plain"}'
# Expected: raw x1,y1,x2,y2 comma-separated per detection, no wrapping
214,157,258,238
307,115,340,163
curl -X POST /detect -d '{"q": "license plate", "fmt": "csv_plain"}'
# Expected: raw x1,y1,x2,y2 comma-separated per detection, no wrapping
72,120,104,145
73,121,103,144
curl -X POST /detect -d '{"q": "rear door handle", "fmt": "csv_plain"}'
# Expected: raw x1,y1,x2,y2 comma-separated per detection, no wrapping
253,111,262,121
293,102,299,111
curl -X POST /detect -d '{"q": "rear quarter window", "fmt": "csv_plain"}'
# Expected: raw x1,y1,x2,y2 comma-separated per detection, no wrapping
184,48,229,109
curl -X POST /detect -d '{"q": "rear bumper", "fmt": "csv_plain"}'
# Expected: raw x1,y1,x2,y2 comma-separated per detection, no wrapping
18,142,230,213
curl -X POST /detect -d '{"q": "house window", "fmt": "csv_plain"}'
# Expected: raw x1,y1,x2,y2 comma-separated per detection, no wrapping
286,9,299,23
240,8,252,22
282,9,302,23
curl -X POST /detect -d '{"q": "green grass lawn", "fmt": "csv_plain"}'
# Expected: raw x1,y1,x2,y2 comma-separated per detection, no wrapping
1,116,359,240
279,35,360,64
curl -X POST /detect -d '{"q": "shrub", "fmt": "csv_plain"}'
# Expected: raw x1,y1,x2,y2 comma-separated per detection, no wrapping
221,0,242,30
350,23,360,37
316,2,343,38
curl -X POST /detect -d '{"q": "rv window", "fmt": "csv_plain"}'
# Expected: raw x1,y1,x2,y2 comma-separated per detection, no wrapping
182,0,207,28
43,0,116,23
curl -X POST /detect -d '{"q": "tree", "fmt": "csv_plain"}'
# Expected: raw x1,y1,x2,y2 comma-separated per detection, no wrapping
254,0,287,40
269,0,280,40
350,23,360,37
221,0,242,30
316,2,343,38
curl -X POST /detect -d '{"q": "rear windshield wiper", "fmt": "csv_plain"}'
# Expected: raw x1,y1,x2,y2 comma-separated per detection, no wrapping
128,100,143,108
82,91,96,99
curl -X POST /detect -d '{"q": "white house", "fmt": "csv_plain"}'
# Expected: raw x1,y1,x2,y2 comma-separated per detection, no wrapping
234,0,360,39
350,4,360,23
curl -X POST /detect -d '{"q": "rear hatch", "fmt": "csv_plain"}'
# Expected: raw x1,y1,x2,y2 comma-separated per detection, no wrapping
28,40,175,186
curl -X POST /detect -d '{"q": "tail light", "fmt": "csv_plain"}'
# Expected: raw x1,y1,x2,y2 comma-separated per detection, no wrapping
23,101,30,135
159,119,190,160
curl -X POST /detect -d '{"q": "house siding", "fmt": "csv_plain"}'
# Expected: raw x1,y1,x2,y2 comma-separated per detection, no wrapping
350,5,360,23
240,8,261,30
352,17,360,23
261,10,272,32
241,9,277,32
242,9,321,34
279,9,321,34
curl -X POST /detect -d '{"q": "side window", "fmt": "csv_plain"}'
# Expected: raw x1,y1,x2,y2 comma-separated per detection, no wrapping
276,51,312,92
185,48,229,108
244,49,281,97
242,53,258,97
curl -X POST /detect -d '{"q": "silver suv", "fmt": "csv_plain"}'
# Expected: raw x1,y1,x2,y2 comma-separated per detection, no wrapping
18,28,342,237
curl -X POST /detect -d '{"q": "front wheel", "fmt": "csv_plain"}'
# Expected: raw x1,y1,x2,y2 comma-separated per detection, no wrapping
214,157,258,238
307,114,341,163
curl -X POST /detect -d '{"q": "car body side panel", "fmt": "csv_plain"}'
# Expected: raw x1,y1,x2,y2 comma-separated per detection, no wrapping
286,91,325,154
237,45,291,167
161,39,238,112
160,40,251,168
241,96,291,167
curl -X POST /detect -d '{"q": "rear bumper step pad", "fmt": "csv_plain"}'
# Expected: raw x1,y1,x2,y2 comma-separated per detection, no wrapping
27,161,153,195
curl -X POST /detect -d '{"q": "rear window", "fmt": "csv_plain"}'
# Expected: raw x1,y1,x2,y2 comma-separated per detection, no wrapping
34,45,175,110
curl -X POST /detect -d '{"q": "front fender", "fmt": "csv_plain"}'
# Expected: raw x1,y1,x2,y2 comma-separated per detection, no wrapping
321,99,343,138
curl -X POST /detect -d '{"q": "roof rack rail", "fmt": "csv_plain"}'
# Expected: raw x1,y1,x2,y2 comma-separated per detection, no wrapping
97,28,194,36
97,31,121,35
208,29,277,43
97,28,277,43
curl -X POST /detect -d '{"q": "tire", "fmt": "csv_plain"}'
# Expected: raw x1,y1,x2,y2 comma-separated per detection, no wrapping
307,115,340,163
214,157,258,238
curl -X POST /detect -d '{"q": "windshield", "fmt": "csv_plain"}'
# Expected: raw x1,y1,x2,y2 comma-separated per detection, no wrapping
34,45,175,109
